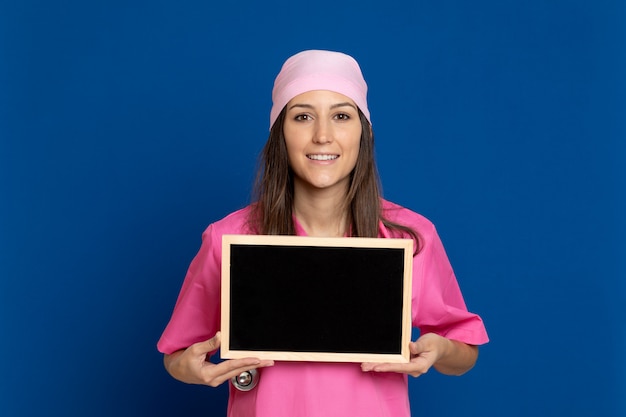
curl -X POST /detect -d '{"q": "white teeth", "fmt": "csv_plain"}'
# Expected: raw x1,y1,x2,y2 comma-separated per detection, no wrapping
308,154,338,161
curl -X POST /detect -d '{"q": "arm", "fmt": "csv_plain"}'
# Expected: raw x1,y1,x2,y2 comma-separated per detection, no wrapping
428,334,478,376
163,332,274,387
361,332,478,377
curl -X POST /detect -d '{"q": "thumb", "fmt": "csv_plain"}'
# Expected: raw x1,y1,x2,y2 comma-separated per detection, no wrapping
196,331,222,353
409,339,424,356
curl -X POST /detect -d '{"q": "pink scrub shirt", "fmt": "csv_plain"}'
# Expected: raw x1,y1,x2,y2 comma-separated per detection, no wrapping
158,200,489,417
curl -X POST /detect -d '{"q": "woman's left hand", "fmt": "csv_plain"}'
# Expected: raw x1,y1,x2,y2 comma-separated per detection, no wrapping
361,333,477,377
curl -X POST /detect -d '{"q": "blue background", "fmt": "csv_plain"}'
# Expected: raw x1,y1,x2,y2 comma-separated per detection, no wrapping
1,1,624,416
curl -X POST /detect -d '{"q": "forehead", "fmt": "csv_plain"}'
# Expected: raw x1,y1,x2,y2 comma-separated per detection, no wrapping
286,90,357,108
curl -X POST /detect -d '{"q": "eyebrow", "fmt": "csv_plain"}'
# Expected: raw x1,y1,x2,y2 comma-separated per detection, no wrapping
287,102,358,111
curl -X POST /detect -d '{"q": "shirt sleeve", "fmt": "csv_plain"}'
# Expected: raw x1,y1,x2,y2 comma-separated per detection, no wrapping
412,223,489,345
157,224,222,354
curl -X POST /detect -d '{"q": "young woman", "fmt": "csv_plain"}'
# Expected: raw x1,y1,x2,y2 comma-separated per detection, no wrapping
157,50,488,417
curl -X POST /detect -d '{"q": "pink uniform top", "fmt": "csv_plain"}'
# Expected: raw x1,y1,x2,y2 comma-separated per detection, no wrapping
158,200,489,417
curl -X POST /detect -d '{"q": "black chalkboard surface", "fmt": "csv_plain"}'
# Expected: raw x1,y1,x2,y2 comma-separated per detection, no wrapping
220,235,413,363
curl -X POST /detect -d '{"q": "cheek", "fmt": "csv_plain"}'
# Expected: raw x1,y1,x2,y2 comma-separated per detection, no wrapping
283,143,304,172
344,144,361,173
283,139,299,162
282,131,295,156
347,136,362,160
283,127,305,153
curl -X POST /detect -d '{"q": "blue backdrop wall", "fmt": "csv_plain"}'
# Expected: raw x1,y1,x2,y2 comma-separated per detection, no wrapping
1,1,624,416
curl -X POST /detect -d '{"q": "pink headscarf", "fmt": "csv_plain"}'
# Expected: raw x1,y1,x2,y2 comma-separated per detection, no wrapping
269,50,370,130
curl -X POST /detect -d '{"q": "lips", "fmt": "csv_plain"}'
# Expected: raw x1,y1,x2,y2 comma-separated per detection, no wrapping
307,154,339,161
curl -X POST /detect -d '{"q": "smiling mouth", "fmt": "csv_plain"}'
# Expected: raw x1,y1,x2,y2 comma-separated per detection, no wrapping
307,154,339,161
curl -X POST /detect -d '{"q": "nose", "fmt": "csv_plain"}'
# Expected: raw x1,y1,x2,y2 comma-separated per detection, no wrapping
312,119,333,144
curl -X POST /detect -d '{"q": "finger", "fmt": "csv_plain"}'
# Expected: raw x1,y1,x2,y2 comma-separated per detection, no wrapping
204,358,274,387
361,362,380,372
363,362,428,377
362,361,412,373
362,362,403,373
220,357,275,372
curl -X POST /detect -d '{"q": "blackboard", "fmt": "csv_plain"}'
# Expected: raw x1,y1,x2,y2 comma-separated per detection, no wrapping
220,235,413,363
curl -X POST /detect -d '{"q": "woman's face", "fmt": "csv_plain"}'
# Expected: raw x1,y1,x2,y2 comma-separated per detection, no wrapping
283,90,362,195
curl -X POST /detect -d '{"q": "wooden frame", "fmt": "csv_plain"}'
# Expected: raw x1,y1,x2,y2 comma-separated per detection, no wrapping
220,234,413,363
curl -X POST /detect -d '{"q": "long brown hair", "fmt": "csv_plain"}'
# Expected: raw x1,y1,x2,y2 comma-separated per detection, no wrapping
248,108,420,251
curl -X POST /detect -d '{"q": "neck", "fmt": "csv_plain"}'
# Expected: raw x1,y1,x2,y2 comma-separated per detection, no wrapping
293,180,350,237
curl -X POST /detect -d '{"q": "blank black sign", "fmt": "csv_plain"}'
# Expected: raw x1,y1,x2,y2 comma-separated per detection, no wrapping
221,235,413,362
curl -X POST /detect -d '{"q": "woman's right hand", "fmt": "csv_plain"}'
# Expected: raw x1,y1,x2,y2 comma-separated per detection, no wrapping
163,331,275,387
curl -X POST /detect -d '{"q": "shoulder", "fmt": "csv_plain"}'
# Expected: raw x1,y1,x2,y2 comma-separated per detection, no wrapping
202,205,255,238
381,199,437,236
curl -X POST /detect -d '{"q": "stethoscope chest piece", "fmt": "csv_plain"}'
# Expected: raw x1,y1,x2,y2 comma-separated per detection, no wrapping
231,369,258,391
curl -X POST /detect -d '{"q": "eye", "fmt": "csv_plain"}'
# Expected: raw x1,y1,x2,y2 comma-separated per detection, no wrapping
294,114,312,121
334,113,351,121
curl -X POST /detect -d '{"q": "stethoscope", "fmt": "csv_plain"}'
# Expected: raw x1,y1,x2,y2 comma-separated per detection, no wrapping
231,368,259,391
